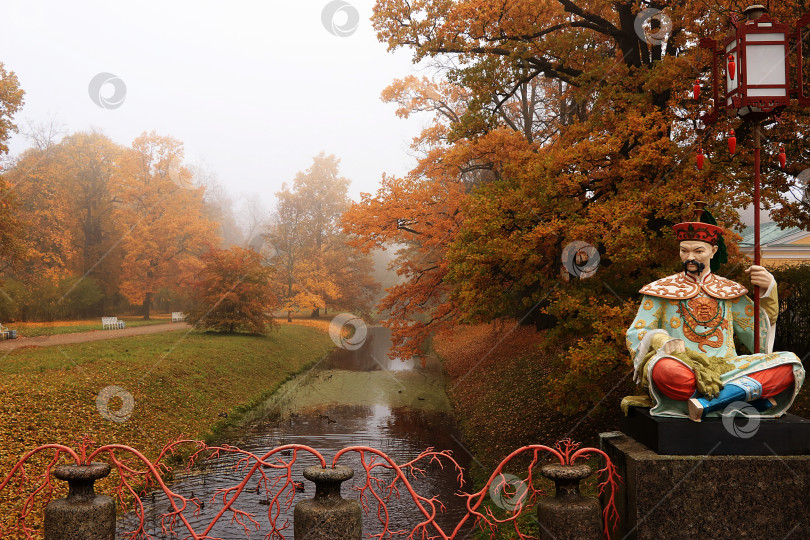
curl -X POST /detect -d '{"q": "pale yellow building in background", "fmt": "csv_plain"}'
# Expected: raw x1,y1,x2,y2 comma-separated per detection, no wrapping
739,223,810,268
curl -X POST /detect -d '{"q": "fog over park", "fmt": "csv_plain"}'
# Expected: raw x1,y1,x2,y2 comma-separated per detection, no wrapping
0,0,426,209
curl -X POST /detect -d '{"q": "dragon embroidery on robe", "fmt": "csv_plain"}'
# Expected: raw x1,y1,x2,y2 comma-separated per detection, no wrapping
678,295,727,353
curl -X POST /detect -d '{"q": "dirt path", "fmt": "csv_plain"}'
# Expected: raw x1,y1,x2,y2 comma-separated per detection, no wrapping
0,322,191,351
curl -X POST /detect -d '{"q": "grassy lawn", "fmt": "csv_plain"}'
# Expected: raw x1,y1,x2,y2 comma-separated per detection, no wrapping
0,324,335,537
8,314,175,337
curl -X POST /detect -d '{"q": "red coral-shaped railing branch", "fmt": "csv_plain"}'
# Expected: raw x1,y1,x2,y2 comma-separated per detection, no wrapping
0,443,81,538
333,445,466,539
570,445,622,540
0,438,621,540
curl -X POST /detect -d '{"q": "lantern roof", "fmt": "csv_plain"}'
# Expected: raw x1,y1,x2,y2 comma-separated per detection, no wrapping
743,5,768,21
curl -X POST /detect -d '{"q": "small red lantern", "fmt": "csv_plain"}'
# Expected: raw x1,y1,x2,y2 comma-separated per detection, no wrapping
779,146,786,168
727,53,736,80
728,129,737,154
693,79,701,101
697,148,705,170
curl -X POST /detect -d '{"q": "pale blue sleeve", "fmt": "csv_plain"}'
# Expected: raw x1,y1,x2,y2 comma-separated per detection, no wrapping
626,295,667,359
729,295,771,354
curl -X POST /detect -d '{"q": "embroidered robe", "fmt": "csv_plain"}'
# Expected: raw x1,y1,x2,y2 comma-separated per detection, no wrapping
626,271,805,418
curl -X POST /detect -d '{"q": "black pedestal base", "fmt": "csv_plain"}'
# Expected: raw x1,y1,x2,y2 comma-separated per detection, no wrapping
621,406,810,455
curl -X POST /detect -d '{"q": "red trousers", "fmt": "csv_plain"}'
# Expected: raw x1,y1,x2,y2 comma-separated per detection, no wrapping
651,357,794,401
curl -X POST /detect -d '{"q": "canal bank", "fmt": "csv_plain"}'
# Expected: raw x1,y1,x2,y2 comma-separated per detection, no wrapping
120,326,477,538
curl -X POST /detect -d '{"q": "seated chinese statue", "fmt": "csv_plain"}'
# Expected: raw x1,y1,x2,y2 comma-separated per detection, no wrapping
623,204,805,422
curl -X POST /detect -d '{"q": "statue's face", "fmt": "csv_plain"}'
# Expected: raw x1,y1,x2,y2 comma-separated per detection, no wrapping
679,240,718,274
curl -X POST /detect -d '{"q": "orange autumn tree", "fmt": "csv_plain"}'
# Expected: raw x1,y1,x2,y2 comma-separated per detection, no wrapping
345,0,810,410
114,132,219,319
268,186,320,321
268,153,378,321
344,75,533,357
0,175,23,277
0,61,24,158
0,61,25,286
187,246,277,334
3,132,125,318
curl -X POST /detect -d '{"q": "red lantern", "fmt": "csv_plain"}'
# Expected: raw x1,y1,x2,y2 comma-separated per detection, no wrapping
698,6,804,123
693,79,701,101
725,7,790,119
779,146,786,168
697,148,705,170
728,129,737,155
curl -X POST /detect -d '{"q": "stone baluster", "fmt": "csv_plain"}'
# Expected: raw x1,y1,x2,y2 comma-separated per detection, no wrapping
294,465,362,539
44,462,116,540
536,463,602,540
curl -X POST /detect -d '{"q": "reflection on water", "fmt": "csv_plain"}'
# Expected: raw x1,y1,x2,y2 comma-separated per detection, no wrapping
321,329,433,372
119,327,476,539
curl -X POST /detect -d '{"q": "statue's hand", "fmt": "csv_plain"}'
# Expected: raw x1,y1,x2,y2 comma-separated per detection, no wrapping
696,371,722,400
745,265,774,290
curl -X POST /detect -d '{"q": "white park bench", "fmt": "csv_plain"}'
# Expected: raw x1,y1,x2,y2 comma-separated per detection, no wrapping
102,317,125,330
172,312,187,322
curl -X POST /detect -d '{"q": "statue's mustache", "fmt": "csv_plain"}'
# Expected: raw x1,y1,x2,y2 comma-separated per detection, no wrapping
683,259,705,274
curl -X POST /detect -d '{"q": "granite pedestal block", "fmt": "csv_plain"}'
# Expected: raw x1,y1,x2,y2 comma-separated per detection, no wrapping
600,431,810,540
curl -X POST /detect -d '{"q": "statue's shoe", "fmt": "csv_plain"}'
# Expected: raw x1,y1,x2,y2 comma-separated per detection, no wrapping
687,376,765,422
750,397,778,413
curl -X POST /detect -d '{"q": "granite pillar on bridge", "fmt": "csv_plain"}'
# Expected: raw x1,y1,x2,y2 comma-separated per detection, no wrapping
601,410,810,540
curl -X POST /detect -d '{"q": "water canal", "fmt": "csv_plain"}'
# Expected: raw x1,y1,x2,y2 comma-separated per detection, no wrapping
118,327,477,539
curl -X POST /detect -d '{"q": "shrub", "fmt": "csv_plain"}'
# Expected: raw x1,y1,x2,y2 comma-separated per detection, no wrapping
772,263,810,362
187,247,277,334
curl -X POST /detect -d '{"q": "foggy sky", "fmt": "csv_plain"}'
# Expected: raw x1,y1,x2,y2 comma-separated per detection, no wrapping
0,0,426,208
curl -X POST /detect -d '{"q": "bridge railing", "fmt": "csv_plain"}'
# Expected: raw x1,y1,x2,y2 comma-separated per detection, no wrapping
0,437,621,539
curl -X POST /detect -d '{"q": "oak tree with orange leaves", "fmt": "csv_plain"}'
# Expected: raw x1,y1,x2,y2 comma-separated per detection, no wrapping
345,0,810,411
0,61,25,275
0,61,24,158
2,132,126,318
114,132,219,319
268,153,378,321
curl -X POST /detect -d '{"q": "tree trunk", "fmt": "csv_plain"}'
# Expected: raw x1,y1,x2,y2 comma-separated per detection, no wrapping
310,308,320,318
142,292,152,320
287,310,293,323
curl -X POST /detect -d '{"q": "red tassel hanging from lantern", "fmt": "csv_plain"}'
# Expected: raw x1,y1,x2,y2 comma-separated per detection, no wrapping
728,130,736,155
779,146,786,168
697,148,705,170
693,79,700,101
728,54,736,80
